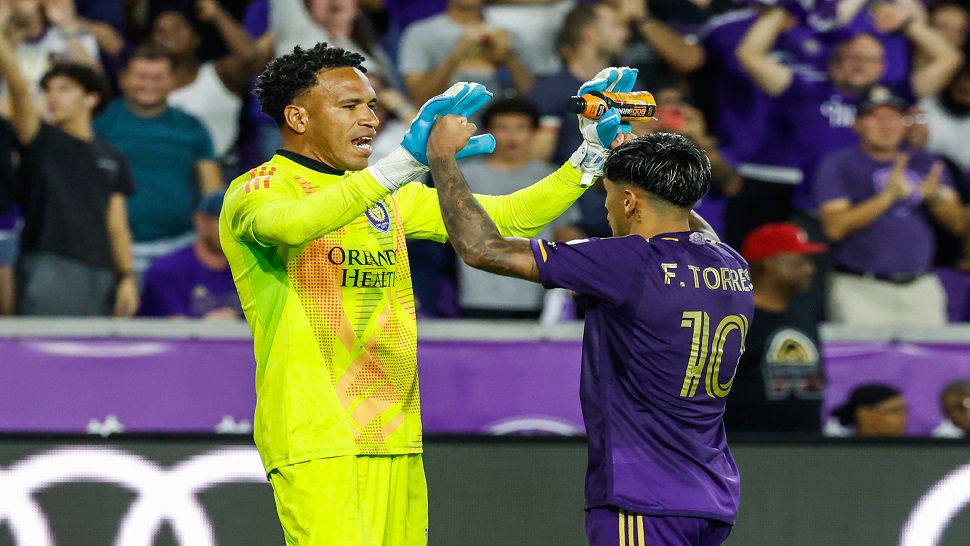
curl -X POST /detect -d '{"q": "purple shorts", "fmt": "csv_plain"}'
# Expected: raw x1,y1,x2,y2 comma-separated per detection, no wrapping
585,506,732,546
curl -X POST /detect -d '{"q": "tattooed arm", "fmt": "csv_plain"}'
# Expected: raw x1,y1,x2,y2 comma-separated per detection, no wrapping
427,115,540,281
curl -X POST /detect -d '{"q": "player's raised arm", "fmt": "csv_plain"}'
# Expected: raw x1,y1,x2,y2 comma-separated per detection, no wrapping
0,7,41,145
398,67,642,242
428,114,637,281
428,115,542,281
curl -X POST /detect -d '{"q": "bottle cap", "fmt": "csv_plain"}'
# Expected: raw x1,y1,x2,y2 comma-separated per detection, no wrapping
566,96,587,114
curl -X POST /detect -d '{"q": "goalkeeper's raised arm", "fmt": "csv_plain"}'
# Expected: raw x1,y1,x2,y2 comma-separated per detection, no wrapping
222,45,497,247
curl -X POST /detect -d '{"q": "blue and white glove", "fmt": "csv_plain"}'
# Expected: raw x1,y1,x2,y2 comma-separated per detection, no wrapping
569,67,638,187
371,83,497,191
404,82,496,164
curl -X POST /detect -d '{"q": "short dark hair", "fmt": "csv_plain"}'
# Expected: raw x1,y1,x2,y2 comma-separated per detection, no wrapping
255,43,366,126
603,133,711,209
833,384,901,427
126,45,174,69
40,62,111,114
480,97,540,130
555,5,598,58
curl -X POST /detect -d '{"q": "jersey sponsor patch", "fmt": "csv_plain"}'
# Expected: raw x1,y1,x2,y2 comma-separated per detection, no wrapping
365,202,391,233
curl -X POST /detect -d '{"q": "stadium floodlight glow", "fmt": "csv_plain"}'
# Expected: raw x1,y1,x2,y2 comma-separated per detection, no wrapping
899,461,970,546
0,446,266,546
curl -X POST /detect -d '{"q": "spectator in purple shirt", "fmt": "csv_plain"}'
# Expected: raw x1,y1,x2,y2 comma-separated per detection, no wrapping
630,5,835,248
139,190,241,320
737,5,962,224
815,86,965,325
428,117,752,545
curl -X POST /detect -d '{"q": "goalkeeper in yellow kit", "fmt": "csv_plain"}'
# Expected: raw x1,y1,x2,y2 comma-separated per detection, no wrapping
220,42,638,545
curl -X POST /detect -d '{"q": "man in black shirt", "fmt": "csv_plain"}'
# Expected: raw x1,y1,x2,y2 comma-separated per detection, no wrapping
725,223,827,432
0,23,137,316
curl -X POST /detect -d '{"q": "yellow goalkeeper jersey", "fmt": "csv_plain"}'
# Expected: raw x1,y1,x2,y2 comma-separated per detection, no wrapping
221,151,585,472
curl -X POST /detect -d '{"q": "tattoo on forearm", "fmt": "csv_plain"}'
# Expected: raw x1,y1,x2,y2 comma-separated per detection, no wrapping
429,157,539,280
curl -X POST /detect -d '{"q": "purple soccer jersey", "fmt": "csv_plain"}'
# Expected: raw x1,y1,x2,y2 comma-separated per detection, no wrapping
530,232,754,524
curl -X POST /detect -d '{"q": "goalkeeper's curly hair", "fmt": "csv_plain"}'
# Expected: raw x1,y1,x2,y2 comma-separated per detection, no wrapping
255,43,366,127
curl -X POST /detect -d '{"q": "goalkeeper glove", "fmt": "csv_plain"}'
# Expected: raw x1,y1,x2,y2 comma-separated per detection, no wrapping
371,82,497,190
569,67,638,187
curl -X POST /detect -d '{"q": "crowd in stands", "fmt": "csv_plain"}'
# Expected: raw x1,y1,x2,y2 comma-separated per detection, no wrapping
0,0,968,437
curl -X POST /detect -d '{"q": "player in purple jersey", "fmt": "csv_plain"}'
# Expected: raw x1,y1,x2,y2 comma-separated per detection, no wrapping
427,119,754,545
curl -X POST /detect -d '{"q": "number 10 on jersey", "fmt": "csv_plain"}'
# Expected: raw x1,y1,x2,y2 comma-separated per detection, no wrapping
679,311,749,398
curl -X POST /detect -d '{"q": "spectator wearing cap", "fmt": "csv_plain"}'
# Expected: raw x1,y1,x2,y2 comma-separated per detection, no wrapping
0,30,138,317
932,380,970,438
827,384,907,437
724,223,827,433
815,86,965,326
139,190,241,320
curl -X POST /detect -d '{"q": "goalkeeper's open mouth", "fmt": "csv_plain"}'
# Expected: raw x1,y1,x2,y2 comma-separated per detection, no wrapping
351,136,373,156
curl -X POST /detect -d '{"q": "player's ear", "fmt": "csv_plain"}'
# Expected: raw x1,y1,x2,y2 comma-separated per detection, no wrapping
623,188,638,217
284,105,309,134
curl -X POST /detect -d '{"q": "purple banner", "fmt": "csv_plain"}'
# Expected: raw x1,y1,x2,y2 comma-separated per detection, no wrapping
0,336,967,435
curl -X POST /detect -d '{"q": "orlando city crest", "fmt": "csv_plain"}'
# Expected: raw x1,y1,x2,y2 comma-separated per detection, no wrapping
365,202,391,233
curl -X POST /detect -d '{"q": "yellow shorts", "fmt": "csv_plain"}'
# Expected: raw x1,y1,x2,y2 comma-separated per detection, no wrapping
269,454,428,546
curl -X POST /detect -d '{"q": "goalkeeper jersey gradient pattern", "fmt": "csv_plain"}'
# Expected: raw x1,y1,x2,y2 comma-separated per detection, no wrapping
222,152,586,472
287,185,419,457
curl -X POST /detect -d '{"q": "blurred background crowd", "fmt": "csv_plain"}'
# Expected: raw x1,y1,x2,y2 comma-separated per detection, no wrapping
0,0,968,439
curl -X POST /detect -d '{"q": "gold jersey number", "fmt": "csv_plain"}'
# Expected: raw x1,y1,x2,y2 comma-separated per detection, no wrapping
679,311,749,398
